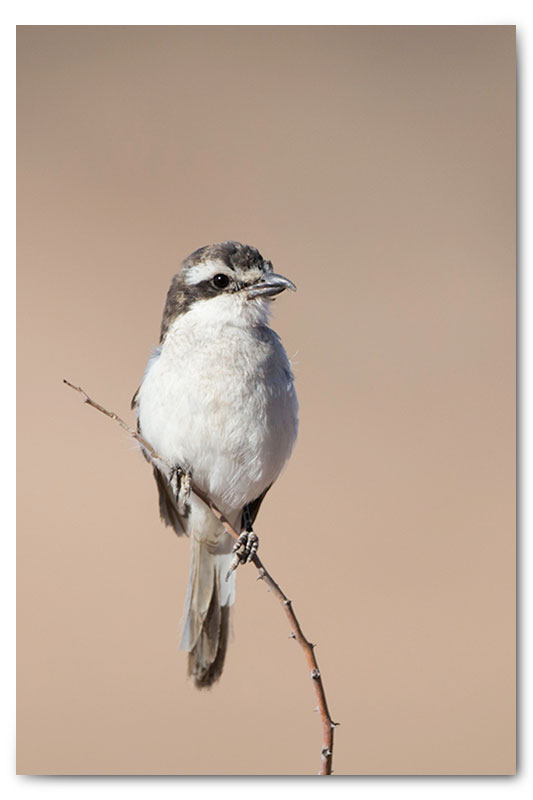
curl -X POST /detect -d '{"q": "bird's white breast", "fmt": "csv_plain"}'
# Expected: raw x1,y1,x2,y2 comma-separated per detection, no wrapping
137,295,298,515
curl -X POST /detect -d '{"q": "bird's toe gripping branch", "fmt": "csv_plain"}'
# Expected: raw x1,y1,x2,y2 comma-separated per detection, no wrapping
225,502,260,580
225,529,259,581
233,530,259,563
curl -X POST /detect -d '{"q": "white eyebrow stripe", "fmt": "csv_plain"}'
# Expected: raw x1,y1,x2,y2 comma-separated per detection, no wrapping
184,260,232,286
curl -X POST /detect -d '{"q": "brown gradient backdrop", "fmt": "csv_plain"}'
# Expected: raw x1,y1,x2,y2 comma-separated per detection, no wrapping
17,26,515,775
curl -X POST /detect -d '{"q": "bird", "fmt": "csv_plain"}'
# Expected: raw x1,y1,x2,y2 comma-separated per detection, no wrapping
132,241,299,688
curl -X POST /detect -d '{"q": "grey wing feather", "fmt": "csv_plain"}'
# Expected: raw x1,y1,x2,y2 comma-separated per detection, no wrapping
131,385,140,411
153,466,186,536
132,386,186,536
242,484,272,530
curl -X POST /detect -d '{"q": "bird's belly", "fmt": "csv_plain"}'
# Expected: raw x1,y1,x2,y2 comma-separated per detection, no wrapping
138,342,298,513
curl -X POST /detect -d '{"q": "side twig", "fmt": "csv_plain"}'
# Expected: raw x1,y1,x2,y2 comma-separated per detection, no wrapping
64,378,338,775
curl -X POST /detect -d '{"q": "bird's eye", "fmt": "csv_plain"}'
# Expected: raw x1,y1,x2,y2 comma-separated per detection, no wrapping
212,273,230,289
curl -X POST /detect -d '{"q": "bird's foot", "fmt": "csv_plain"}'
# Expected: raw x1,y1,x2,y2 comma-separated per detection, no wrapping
233,530,259,563
225,531,259,581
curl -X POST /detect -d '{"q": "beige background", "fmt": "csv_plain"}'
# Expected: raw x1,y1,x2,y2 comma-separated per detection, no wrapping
17,26,515,775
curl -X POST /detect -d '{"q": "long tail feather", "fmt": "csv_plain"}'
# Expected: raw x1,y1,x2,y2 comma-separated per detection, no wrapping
181,537,235,688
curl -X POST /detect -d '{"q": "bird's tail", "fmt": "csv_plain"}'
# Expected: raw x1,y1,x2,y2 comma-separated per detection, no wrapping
180,533,236,688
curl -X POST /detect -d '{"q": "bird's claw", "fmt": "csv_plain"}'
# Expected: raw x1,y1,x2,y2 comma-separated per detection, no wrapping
232,530,259,563
225,553,241,581
225,531,259,581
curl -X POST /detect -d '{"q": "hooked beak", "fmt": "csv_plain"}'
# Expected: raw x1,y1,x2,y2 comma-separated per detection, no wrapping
247,272,297,300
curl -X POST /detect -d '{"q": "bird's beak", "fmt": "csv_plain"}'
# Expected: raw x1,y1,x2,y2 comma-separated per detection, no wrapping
247,272,297,300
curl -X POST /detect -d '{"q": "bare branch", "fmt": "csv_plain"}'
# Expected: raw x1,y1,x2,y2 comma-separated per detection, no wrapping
64,378,337,775
63,380,159,461
251,558,337,775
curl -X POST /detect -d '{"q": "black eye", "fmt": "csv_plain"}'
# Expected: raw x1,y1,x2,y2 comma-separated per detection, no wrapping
212,273,230,289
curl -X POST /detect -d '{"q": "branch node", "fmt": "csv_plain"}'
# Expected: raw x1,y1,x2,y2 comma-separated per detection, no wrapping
321,748,332,757
311,668,321,680
284,599,292,606
288,632,296,639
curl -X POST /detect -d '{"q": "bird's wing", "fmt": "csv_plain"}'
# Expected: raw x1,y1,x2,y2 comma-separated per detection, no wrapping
242,484,272,530
152,465,187,536
131,386,140,411
132,380,186,536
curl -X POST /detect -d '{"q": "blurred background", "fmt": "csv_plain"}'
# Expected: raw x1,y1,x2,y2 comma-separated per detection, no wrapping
17,26,515,775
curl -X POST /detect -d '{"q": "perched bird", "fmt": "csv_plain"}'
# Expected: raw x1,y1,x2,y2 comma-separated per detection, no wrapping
132,242,299,688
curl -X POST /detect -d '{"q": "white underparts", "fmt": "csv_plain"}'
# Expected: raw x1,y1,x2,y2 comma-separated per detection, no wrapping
137,293,299,519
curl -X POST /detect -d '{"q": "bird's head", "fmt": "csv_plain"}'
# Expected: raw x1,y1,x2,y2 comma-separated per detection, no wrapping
160,241,296,341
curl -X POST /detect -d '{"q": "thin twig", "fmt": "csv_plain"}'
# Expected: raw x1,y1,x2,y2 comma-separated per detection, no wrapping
253,559,337,775
64,378,337,775
63,380,159,460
